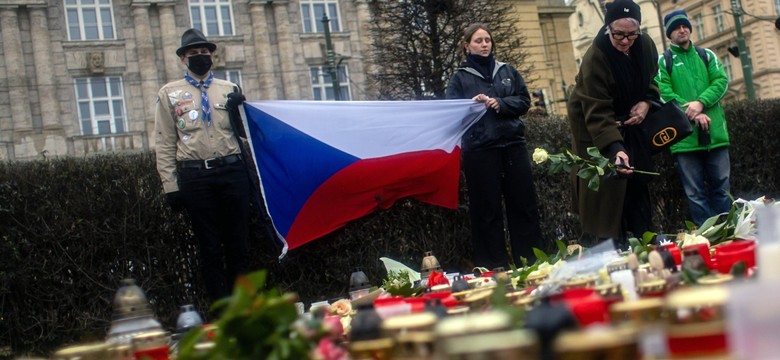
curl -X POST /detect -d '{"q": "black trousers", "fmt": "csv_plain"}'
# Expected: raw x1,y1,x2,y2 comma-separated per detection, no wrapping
178,161,251,302
463,144,543,269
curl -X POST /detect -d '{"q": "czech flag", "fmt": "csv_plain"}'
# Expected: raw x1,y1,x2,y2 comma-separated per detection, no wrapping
241,100,486,258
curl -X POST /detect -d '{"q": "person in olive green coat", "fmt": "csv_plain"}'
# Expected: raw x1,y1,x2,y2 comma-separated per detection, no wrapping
567,0,660,246
655,10,731,226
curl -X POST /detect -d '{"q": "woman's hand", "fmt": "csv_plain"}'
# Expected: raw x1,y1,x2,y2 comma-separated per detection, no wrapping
683,100,704,120
623,101,650,126
472,94,489,102
614,151,633,175
693,113,711,132
472,94,500,112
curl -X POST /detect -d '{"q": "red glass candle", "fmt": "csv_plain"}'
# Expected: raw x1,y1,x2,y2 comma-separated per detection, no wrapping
683,243,713,269
661,243,682,267
714,240,756,275
551,288,609,326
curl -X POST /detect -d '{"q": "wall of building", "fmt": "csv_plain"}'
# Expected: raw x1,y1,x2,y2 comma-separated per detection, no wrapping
0,0,374,161
511,0,577,115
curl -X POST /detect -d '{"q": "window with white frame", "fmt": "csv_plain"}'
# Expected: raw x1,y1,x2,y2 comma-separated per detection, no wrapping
74,77,127,135
64,0,115,41
189,0,234,36
693,14,705,40
713,5,725,33
720,55,733,82
776,0,780,15
212,70,242,89
301,0,341,33
310,66,351,100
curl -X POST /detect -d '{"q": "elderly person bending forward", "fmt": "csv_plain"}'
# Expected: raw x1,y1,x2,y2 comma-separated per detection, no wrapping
566,0,661,247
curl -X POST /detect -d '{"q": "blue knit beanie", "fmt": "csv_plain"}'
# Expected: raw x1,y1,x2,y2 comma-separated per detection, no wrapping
665,10,692,38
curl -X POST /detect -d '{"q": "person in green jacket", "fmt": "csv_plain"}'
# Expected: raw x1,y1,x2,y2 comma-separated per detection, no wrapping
655,10,731,226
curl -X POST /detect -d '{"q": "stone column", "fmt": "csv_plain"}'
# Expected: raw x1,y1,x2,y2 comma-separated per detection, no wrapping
157,2,181,82
131,3,160,133
29,5,60,129
353,0,376,99
248,0,276,99
272,0,300,99
1,6,33,132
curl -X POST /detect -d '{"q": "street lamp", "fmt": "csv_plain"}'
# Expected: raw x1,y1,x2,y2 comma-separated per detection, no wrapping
650,0,668,51
730,0,756,100
321,14,342,100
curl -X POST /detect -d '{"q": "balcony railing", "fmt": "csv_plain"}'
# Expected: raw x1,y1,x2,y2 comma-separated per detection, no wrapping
68,131,149,156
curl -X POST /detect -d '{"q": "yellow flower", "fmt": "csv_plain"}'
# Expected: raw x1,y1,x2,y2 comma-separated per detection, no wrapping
532,148,549,164
330,298,352,316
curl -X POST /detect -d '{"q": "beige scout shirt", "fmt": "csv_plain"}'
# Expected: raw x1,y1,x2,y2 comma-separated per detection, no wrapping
154,77,241,193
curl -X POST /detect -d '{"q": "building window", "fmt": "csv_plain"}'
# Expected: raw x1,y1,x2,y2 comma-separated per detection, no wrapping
776,0,780,15
74,77,127,135
693,14,705,40
189,0,234,36
310,66,351,100
720,55,733,82
64,0,115,40
301,0,341,33
212,70,242,89
713,5,725,33
577,12,584,27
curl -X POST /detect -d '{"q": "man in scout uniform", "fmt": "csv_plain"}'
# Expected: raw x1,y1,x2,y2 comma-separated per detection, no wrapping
655,10,731,226
154,28,250,303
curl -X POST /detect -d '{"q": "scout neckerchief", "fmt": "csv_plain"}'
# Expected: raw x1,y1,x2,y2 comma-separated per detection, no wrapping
184,72,214,126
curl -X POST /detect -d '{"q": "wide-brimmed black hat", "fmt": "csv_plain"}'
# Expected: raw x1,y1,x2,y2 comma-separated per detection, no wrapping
176,28,217,57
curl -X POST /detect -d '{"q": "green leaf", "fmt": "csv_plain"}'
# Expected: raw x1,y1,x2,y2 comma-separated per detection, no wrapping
587,174,600,191
685,220,697,231
696,214,721,235
730,261,747,278
576,166,595,179
628,237,641,251
586,147,602,158
642,231,655,245
532,247,548,261
555,239,567,254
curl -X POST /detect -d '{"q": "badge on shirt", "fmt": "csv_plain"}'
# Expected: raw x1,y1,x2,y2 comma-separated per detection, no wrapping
183,92,193,100
177,118,186,130
168,90,183,105
188,109,199,121
182,133,191,142
502,78,512,86
214,103,226,110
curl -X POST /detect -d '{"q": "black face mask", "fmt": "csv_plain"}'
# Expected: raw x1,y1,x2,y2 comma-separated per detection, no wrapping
187,54,213,76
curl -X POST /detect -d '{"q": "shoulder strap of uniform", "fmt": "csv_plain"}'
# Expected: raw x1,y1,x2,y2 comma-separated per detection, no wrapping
663,47,709,75
695,46,710,67
663,49,673,75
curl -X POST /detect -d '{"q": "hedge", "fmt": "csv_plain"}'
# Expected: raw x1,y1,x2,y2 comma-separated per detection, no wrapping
0,99,778,357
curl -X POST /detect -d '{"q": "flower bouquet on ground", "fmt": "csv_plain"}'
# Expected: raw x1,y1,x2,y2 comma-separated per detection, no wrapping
532,147,659,191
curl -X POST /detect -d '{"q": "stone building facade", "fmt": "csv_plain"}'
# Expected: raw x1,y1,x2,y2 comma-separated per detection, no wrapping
0,0,375,160
512,0,579,116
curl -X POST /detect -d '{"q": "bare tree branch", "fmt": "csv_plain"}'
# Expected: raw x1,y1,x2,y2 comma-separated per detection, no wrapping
368,0,532,100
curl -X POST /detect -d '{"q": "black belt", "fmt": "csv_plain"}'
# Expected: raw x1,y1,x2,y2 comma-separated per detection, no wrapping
178,154,242,170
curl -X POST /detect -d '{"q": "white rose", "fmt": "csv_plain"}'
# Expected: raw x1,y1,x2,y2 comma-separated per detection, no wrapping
532,148,549,164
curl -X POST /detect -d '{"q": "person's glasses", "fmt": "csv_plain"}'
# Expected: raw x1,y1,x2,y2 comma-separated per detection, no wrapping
610,31,641,41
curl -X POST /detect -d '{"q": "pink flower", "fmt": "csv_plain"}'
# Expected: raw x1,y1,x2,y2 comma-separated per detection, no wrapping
322,315,344,339
311,339,348,360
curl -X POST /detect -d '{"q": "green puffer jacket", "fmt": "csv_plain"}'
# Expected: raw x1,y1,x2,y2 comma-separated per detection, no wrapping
655,42,729,154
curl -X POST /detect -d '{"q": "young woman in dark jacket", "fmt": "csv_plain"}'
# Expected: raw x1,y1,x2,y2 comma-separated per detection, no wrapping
445,22,543,270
